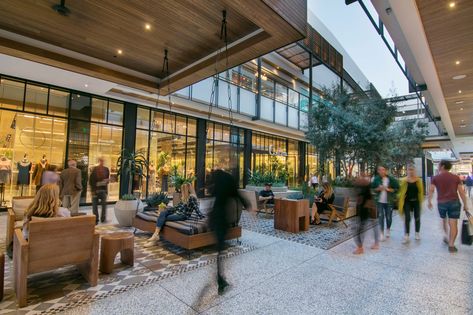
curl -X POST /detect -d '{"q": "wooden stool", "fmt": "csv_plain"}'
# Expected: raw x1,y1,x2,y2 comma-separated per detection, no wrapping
100,232,134,274
0,253,4,301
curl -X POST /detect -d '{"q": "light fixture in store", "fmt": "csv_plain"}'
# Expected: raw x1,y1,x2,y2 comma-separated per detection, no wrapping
453,74,466,80
145,23,151,30
117,49,123,55
449,2,456,8
458,90,462,94
455,60,460,65
456,100,464,104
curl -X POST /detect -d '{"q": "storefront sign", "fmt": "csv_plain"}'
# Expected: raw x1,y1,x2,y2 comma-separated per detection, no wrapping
268,145,287,157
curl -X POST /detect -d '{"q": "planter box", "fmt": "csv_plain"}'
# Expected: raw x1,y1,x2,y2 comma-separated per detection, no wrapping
114,200,144,227
245,185,288,193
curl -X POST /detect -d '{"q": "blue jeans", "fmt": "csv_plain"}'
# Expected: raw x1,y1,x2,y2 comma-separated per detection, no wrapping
156,209,186,228
437,200,461,219
377,202,392,232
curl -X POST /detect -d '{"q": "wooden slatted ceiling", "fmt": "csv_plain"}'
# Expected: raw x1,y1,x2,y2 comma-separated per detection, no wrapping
0,0,307,94
416,0,473,136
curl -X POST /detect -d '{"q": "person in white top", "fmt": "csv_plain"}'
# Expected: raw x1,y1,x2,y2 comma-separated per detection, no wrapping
310,173,319,191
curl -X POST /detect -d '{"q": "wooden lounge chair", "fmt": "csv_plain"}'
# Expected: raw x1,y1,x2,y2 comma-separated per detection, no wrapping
6,196,34,250
13,215,99,307
327,196,349,227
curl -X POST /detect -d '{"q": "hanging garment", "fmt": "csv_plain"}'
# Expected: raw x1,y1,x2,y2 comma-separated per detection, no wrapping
0,158,11,184
32,161,49,186
17,161,32,185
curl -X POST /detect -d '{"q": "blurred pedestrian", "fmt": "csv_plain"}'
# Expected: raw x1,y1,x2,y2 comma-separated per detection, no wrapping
310,173,319,191
465,173,473,197
59,159,82,214
89,157,110,224
41,165,59,186
398,165,424,243
207,169,247,295
428,160,468,253
372,166,399,241
353,173,379,254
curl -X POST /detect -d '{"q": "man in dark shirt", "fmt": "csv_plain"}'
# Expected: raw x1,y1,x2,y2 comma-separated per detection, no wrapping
89,157,110,224
259,183,275,214
428,160,468,253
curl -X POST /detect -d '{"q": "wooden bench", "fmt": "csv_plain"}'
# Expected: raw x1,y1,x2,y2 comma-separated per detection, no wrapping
13,215,99,307
239,189,277,215
6,196,34,249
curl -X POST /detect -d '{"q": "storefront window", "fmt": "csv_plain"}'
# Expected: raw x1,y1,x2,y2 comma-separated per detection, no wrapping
70,93,91,121
25,84,48,114
252,132,288,186
135,129,150,194
287,140,299,187
107,101,124,125
0,78,24,110
91,98,107,123
48,88,69,117
306,144,318,181
137,107,150,129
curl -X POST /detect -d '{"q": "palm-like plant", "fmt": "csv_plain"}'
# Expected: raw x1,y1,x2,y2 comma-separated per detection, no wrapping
116,148,148,197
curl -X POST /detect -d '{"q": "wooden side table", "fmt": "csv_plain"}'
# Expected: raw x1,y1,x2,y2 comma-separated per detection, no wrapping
100,232,134,274
274,199,310,233
0,253,4,301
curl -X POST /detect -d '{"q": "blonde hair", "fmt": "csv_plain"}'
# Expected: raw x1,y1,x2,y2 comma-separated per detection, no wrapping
322,182,333,200
25,184,60,222
180,183,196,203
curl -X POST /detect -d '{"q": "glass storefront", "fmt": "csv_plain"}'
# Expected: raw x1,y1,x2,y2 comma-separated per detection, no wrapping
306,144,318,180
135,107,197,196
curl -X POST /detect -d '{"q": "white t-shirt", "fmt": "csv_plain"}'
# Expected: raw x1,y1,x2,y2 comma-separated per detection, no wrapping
379,177,389,203
310,176,319,184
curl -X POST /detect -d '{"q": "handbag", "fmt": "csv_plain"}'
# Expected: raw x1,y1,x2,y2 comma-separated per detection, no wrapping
461,211,473,245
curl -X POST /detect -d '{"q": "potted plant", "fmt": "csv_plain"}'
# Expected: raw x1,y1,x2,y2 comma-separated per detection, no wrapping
157,151,170,192
170,165,196,204
114,149,148,226
144,192,170,212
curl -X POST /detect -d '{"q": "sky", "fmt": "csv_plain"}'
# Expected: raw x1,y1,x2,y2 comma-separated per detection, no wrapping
308,0,409,97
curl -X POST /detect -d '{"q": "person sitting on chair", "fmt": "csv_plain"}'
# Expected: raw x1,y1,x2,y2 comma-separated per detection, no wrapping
144,183,205,247
310,182,335,225
259,183,275,213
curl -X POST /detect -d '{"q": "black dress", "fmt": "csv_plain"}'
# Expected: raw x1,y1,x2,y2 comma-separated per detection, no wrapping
315,190,335,213
17,161,32,185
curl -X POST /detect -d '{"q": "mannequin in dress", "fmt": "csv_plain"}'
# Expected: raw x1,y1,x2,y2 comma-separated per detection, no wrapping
32,154,49,192
0,154,12,184
17,153,32,196
149,162,156,193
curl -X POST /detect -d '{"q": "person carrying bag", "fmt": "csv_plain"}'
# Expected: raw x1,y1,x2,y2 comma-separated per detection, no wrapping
461,211,473,245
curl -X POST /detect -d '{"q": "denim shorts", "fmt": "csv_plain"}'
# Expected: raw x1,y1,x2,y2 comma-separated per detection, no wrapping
437,200,461,219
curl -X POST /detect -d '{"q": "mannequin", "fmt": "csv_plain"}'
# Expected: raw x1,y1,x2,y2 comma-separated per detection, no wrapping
149,162,156,193
0,154,12,184
32,154,49,192
17,153,32,196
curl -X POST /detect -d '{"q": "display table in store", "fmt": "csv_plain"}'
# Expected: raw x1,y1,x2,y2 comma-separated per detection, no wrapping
274,199,310,233
100,232,134,274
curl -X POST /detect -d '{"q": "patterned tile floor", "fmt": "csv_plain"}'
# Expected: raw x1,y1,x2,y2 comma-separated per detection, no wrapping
240,211,377,249
0,223,255,315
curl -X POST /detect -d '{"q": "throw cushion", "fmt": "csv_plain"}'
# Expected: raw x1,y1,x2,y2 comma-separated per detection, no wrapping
12,198,34,221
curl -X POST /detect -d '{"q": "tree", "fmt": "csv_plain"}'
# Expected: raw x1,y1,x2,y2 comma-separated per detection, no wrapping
383,119,428,177
306,85,396,178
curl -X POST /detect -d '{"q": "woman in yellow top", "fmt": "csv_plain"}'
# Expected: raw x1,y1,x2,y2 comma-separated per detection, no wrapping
398,165,424,244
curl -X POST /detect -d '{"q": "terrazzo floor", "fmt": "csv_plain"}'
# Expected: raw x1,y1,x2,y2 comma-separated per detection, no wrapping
57,199,473,315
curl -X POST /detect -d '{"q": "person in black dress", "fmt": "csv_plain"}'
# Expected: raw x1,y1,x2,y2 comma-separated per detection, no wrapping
310,182,335,225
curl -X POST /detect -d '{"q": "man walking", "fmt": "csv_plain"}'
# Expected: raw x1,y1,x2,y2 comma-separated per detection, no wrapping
465,173,473,197
428,160,468,253
372,166,399,241
59,159,82,214
89,157,110,224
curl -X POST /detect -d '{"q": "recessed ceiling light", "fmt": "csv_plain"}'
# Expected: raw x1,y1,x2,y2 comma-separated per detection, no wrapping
455,60,460,65
453,74,466,80
460,124,466,128
458,90,462,94
449,2,456,8
117,49,123,55
145,23,151,30
461,119,465,122
84,84,88,88
460,107,464,110
456,100,464,104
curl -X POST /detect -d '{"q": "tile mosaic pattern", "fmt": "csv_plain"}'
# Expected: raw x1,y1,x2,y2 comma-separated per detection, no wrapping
240,211,378,250
0,224,255,315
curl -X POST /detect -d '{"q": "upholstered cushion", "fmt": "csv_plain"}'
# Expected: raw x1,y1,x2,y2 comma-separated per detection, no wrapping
12,198,34,221
136,211,208,235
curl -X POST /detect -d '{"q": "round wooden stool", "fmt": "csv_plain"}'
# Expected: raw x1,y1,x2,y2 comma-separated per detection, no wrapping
100,232,134,274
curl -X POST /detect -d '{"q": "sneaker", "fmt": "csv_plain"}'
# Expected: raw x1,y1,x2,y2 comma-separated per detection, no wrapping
415,233,420,240
386,229,391,238
402,235,410,244
379,233,385,242
218,278,230,295
370,243,380,250
143,240,158,248
448,246,458,253
353,247,364,255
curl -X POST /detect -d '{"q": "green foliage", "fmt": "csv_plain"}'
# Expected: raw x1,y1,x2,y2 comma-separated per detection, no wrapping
157,151,170,175
332,176,354,187
145,192,170,207
383,120,428,177
120,194,136,201
117,148,149,196
306,85,397,177
248,156,288,186
170,165,196,192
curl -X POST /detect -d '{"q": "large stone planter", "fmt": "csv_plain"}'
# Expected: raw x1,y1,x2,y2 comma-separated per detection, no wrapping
245,185,288,193
114,199,144,227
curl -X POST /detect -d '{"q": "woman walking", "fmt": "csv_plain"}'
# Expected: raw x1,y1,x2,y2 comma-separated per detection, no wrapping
398,165,424,243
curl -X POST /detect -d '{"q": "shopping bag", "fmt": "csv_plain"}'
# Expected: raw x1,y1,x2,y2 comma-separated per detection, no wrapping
461,213,472,245
466,211,473,237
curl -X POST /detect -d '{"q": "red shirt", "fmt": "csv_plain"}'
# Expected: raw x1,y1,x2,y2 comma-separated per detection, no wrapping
431,172,461,203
